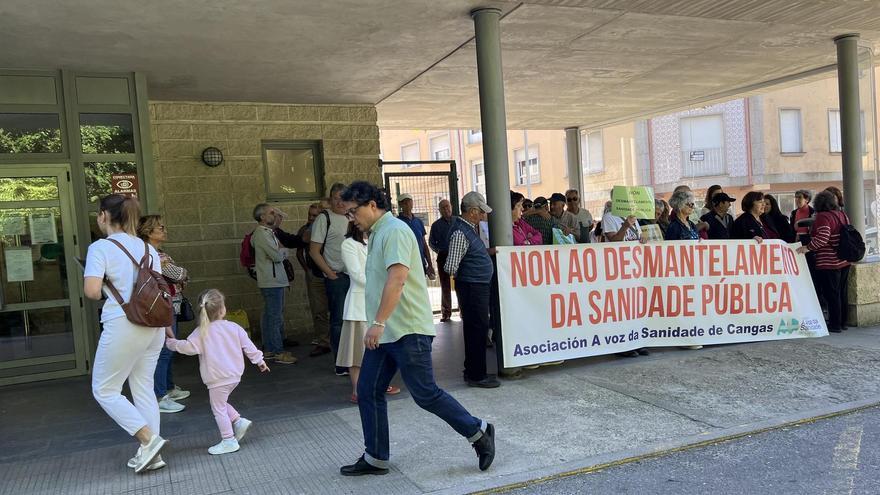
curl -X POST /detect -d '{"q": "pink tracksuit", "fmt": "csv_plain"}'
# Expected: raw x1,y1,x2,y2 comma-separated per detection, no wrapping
166,320,264,439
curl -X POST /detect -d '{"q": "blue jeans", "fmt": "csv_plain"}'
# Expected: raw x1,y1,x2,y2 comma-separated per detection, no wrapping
153,316,178,398
325,274,350,364
260,287,285,353
357,334,485,467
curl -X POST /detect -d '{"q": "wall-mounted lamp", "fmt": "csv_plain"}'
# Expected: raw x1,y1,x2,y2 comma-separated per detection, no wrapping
201,147,224,167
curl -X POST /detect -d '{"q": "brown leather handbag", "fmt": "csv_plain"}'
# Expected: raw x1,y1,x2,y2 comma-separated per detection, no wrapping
104,239,174,328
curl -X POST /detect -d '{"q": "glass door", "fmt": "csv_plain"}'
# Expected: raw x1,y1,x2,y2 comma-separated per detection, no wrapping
0,166,86,384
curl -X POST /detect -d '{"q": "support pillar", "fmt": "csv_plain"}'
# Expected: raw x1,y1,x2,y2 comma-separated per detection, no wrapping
565,127,582,194
472,7,514,375
835,33,867,237
472,7,512,247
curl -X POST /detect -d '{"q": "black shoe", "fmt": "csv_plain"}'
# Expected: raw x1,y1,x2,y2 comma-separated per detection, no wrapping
841,325,849,331
637,348,651,356
466,376,501,388
340,455,389,476
283,338,299,347
616,350,639,358
829,327,843,333
472,423,495,471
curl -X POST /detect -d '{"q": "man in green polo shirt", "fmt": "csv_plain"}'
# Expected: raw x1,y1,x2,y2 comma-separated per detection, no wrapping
338,181,495,476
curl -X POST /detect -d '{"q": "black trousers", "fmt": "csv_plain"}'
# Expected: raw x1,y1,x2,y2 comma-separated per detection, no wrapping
815,266,850,330
455,280,490,381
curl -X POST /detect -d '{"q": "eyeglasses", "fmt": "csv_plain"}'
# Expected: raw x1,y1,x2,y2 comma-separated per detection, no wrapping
345,204,366,218
155,225,167,232
566,197,579,202
685,202,695,208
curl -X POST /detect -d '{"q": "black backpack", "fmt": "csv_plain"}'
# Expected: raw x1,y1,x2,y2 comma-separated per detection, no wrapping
835,212,865,262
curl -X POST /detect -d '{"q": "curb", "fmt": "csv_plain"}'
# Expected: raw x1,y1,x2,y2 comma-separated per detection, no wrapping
453,397,880,495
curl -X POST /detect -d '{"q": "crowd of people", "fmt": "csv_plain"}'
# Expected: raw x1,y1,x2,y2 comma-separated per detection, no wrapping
82,177,855,475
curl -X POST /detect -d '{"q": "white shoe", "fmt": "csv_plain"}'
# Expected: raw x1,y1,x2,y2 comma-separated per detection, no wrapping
159,396,185,413
127,448,166,471
208,438,240,455
687,345,703,350
233,418,252,442
166,385,190,401
134,435,168,473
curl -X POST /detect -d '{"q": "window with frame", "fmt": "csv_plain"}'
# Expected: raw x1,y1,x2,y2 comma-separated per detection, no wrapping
581,130,604,174
400,141,420,168
262,141,325,201
468,129,482,144
680,114,724,176
828,109,867,154
779,109,803,153
514,146,540,185
429,134,451,160
471,160,485,195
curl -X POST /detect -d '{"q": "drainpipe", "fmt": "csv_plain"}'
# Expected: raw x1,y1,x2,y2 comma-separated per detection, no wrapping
647,119,656,189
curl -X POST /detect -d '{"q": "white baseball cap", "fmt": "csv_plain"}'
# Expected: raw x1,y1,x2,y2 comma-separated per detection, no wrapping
398,193,413,203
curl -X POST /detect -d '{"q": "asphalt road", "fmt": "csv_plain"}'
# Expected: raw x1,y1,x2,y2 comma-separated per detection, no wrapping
504,406,880,495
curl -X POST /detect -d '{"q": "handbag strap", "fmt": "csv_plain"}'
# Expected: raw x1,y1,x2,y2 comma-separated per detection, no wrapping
102,238,152,306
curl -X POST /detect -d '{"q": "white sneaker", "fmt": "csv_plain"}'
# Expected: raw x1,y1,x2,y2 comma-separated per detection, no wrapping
134,435,168,473
127,448,166,471
166,386,190,401
158,396,185,413
233,418,252,442
208,438,240,455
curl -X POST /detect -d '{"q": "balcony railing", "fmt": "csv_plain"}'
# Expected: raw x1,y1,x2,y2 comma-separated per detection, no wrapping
681,147,725,177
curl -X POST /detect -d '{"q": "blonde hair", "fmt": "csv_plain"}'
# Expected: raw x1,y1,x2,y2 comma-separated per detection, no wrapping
137,215,163,241
197,289,226,340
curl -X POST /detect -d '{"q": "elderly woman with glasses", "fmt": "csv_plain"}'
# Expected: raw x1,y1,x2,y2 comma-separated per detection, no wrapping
664,190,701,241
137,215,191,414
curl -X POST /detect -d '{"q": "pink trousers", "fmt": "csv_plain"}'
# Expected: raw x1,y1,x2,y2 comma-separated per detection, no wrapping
209,382,241,439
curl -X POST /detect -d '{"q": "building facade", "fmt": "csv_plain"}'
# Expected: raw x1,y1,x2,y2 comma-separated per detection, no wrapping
0,70,381,385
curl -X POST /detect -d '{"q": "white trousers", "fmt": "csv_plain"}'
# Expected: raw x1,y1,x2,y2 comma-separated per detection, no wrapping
91,317,165,436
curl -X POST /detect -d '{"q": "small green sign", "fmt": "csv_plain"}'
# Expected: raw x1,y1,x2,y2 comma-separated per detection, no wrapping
611,186,655,220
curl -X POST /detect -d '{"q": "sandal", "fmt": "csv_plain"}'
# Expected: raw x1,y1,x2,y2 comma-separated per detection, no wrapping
385,386,401,395
349,394,358,404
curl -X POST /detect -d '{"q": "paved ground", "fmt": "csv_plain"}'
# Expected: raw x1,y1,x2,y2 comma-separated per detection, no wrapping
504,405,880,495
2,321,880,495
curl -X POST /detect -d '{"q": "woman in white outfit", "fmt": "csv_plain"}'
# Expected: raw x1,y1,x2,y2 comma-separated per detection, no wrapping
84,194,169,473
336,221,400,403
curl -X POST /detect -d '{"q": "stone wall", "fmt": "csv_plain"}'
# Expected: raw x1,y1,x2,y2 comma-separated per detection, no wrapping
149,101,381,338
848,261,880,327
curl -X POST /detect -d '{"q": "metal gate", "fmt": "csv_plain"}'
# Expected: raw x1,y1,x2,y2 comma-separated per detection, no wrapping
382,160,459,315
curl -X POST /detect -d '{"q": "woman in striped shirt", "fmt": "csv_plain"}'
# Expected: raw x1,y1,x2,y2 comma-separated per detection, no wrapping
796,190,851,333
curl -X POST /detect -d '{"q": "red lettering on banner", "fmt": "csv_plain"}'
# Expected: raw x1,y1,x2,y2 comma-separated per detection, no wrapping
664,247,679,278
694,245,708,275
734,246,748,273
708,245,722,277
779,282,792,312
583,249,598,282
630,245,643,279
568,250,583,284
648,286,665,317
550,293,565,328
603,292,617,321
511,252,527,288
643,245,662,278
604,247,619,281
769,244,782,275
679,246,694,277
748,245,767,275
620,246,632,280
550,292,582,328
544,251,561,285
588,291,601,324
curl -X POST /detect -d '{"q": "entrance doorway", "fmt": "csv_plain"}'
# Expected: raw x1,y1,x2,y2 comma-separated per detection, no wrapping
382,160,460,314
0,165,88,385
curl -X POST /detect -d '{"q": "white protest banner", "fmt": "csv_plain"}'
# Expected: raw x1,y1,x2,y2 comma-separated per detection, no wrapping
497,240,827,367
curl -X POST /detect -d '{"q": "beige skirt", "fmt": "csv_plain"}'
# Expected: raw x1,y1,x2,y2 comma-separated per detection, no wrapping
336,320,367,368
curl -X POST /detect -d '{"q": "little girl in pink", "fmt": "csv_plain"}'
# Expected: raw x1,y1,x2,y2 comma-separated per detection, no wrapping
165,289,269,455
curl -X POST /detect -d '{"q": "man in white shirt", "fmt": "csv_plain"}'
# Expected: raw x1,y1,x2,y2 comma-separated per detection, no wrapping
565,189,594,243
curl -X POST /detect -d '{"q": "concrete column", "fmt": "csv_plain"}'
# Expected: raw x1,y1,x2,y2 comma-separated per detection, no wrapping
835,33,866,236
472,7,512,247
565,127,582,194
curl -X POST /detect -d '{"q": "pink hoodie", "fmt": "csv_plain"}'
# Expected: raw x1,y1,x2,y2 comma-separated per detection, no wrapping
166,320,264,389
